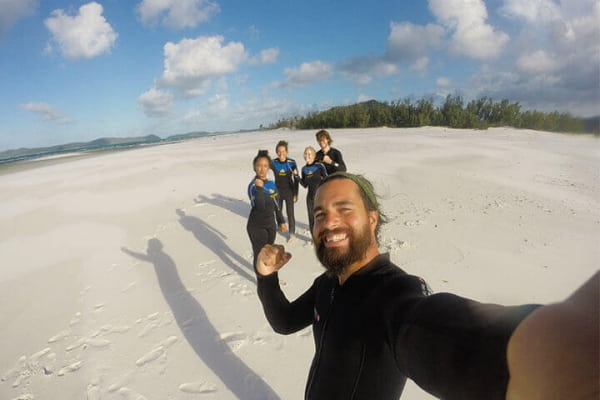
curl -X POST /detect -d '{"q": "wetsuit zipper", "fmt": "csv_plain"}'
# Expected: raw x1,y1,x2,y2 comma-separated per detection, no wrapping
305,285,336,399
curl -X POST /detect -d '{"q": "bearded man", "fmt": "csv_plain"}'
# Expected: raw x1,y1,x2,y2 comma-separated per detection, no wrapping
255,172,599,400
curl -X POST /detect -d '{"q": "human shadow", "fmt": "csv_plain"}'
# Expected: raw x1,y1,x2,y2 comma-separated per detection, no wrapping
195,194,249,219
196,193,312,234
176,209,255,284
121,239,280,400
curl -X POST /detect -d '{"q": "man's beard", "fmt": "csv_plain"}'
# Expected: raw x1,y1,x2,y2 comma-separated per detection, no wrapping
315,225,372,278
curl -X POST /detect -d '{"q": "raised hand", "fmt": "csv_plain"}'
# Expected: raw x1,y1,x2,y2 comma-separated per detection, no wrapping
256,244,292,276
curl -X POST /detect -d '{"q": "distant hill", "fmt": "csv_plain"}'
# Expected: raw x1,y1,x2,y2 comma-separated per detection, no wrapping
0,134,163,164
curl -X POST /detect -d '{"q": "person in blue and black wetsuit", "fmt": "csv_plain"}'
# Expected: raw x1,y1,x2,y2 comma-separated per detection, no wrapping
300,146,327,234
271,140,299,242
247,150,287,270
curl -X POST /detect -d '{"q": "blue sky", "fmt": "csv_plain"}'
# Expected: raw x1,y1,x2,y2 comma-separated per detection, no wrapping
1,0,598,150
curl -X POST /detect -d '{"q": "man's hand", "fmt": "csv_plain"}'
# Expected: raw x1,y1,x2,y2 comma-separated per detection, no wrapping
279,223,288,233
254,178,264,187
256,244,292,276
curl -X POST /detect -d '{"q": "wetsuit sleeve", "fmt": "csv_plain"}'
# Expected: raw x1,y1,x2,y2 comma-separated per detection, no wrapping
257,272,316,334
300,167,308,188
318,163,328,177
391,293,539,400
253,184,268,211
330,149,346,172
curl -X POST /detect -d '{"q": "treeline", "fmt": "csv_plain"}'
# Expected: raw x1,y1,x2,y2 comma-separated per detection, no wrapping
267,96,598,134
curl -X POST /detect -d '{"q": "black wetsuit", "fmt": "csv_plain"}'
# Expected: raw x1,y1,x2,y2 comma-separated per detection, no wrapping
300,162,327,233
315,147,346,175
271,158,299,235
257,253,538,400
246,178,285,269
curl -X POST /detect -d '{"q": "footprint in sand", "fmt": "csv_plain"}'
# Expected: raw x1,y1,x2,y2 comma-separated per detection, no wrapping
118,387,148,400
229,282,253,297
87,383,101,400
69,312,82,326
179,381,218,394
135,336,179,367
219,332,247,352
57,360,83,376
48,330,70,344
135,347,165,367
108,370,135,393
121,281,137,292
10,394,35,400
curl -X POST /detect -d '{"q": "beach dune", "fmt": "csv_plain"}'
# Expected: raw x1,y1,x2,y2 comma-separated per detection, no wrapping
1,127,598,399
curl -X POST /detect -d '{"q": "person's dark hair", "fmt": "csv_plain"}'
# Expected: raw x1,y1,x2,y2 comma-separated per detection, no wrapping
315,129,332,144
275,140,288,152
319,172,387,242
253,149,271,166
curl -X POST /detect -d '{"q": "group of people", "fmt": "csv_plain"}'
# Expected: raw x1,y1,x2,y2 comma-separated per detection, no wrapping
246,129,346,267
245,130,598,399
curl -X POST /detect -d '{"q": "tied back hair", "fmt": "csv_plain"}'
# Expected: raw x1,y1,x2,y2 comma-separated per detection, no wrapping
253,149,271,166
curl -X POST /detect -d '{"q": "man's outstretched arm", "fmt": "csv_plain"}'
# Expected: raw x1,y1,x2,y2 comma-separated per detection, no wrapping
256,244,315,335
506,271,599,400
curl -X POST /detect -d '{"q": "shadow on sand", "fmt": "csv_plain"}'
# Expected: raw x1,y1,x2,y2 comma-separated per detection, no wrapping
122,239,280,400
176,209,255,284
195,194,250,219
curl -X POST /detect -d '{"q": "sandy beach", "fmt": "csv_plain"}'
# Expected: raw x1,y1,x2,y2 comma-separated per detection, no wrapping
1,127,598,400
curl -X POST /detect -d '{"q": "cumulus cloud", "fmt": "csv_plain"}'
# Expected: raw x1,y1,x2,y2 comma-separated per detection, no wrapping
470,0,600,116
273,61,333,88
428,0,509,59
436,77,454,87
338,57,398,85
21,102,73,125
249,47,279,65
500,0,561,23
0,0,37,34
183,96,302,130
44,2,117,60
137,87,175,117
386,21,444,68
137,0,219,29
159,35,248,97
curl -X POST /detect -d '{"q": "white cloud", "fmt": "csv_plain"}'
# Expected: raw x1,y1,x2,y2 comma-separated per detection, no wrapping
516,50,562,73
249,47,279,66
0,0,37,34
428,0,509,59
387,21,444,65
184,96,301,130
274,61,333,88
137,0,219,29
469,0,600,116
44,2,118,60
137,87,175,117
338,57,398,85
159,35,248,97
500,0,561,24
22,102,73,125
436,77,454,87
257,48,279,64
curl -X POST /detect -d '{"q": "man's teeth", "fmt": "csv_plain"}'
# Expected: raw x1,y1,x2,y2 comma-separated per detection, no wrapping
326,234,347,242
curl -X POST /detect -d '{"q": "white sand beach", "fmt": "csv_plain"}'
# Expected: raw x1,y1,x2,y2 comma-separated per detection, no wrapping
1,127,598,400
